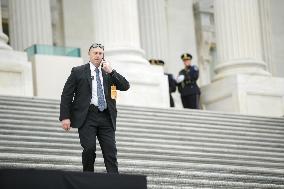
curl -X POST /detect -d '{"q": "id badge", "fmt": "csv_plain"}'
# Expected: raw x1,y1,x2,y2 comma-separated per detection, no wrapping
111,85,117,100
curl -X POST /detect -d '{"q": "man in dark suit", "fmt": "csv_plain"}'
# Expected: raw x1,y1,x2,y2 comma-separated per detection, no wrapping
177,53,200,109
59,43,130,173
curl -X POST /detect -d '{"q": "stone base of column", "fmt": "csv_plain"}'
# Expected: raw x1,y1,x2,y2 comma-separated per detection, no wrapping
105,47,170,108
0,50,33,96
200,74,284,117
0,33,12,50
213,60,271,81
31,54,83,99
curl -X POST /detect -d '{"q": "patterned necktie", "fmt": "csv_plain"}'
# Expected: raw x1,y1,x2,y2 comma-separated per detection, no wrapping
95,68,106,111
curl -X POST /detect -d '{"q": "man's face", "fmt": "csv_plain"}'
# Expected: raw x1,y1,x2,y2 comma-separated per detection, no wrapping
88,47,104,67
183,59,191,67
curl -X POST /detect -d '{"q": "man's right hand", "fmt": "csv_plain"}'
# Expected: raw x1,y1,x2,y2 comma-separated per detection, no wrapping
61,119,71,132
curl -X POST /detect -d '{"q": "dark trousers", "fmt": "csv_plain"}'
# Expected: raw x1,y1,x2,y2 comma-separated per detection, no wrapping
170,94,175,107
78,105,118,173
181,94,200,109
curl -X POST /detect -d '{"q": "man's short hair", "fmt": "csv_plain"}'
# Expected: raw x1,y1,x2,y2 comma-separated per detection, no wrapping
89,43,104,52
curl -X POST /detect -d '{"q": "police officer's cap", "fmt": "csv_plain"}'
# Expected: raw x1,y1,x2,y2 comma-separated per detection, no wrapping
181,53,192,60
149,59,158,65
149,59,165,66
158,60,165,65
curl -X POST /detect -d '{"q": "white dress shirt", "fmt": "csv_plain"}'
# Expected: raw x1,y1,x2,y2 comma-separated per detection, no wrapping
89,62,107,107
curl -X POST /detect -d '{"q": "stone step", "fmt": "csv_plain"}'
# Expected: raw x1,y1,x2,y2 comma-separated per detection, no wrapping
1,129,284,154
147,185,208,189
1,112,283,135
0,95,283,122
147,177,284,189
1,162,283,189
1,145,283,167
0,139,284,168
1,123,284,148
1,95,284,188
1,108,284,132
0,166,282,189
2,123,284,144
0,95,59,104
1,160,282,184
1,133,283,155
0,117,284,140
1,139,284,159
0,124,284,146
0,119,284,142
2,115,284,138
1,153,283,176
0,103,283,127
1,120,284,143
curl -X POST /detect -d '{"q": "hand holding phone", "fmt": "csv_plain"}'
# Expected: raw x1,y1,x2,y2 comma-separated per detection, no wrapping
101,58,113,74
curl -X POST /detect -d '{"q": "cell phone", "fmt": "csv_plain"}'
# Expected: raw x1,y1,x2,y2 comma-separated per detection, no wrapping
101,57,105,67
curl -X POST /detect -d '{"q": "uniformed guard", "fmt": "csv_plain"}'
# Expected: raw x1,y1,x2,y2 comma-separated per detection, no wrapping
158,60,177,107
176,53,200,109
149,59,177,107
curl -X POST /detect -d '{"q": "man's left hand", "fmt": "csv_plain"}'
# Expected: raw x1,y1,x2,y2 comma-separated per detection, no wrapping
102,61,113,73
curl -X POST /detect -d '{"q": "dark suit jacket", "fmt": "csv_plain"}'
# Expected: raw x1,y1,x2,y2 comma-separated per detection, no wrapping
177,65,200,96
59,63,130,131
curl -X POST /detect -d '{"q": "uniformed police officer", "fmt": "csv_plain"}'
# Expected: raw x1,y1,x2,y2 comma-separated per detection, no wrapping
176,53,200,109
149,59,177,107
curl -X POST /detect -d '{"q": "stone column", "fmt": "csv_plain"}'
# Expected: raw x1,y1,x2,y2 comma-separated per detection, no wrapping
92,0,148,69
92,0,169,107
138,0,168,64
194,0,215,86
8,0,53,51
258,0,273,74
0,0,12,50
200,0,284,117
93,0,141,51
213,0,270,80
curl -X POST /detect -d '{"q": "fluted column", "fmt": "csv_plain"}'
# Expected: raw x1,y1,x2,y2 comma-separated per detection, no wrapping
213,0,270,80
259,0,273,74
138,0,168,62
8,0,53,51
91,0,169,107
93,0,141,50
0,0,12,50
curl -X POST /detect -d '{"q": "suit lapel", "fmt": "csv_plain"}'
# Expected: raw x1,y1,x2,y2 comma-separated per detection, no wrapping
102,70,109,98
84,63,92,91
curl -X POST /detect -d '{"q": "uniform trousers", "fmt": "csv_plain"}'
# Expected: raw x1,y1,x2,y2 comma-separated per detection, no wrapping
181,94,200,109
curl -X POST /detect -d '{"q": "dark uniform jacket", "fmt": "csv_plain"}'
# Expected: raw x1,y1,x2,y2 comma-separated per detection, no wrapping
165,73,176,94
59,63,130,131
177,65,200,96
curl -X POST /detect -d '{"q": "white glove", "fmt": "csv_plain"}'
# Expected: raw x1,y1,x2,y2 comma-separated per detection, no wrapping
176,75,185,83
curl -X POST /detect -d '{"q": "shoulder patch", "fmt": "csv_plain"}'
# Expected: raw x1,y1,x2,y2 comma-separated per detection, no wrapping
193,65,199,71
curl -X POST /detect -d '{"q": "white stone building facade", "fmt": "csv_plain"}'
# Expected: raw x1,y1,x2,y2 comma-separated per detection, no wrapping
0,0,283,116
